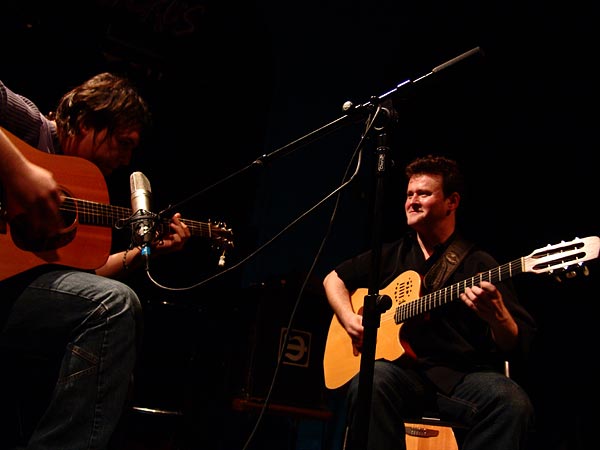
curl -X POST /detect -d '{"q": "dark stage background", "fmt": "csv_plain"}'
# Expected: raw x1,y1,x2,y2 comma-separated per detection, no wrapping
2,1,598,449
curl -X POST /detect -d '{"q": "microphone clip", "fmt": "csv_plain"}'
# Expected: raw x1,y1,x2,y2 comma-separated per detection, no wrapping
128,209,160,247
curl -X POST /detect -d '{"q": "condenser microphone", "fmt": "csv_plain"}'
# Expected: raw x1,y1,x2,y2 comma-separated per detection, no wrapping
129,171,155,269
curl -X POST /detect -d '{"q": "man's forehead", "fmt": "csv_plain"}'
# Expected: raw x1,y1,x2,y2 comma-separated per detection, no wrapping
409,173,442,185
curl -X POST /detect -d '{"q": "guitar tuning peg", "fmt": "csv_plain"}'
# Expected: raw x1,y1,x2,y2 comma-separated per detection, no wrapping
582,266,590,276
565,270,577,279
218,249,226,267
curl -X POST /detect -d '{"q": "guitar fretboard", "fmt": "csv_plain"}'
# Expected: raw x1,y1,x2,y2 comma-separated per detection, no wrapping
61,197,223,239
62,197,130,227
394,258,524,324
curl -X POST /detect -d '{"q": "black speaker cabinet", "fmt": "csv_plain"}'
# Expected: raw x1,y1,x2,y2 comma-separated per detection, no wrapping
230,275,333,414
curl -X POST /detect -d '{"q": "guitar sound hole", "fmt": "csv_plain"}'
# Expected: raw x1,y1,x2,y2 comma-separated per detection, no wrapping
10,203,77,253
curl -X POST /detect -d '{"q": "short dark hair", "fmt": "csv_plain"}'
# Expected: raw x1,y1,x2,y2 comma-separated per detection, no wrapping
405,154,465,197
55,72,151,144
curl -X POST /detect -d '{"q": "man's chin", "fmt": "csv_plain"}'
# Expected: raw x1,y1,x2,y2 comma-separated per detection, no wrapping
406,217,420,226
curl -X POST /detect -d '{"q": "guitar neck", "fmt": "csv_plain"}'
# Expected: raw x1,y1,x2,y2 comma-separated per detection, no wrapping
394,258,524,323
64,197,215,239
63,197,129,228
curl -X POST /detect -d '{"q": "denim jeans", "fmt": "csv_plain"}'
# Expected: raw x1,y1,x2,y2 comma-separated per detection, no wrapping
0,269,142,450
345,360,535,450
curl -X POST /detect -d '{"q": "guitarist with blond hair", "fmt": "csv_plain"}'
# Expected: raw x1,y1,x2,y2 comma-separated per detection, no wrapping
323,154,537,450
0,74,190,449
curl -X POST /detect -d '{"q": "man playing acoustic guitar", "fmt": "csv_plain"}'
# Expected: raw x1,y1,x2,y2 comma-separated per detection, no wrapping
0,73,191,449
323,154,537,450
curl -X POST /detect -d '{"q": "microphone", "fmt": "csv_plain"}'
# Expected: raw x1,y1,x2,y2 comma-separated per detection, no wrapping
129,171,155,270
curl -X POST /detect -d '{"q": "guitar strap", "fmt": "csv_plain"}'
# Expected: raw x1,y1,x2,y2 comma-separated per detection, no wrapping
422,233,474,293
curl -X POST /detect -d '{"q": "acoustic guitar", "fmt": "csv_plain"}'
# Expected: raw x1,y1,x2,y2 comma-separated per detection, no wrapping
0,127,233,281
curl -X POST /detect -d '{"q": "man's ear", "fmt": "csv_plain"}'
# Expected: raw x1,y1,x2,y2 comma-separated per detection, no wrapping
447,192,460,212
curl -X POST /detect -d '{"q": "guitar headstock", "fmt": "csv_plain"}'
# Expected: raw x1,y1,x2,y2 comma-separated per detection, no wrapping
524,236,600,279
208,220,234,252
206,220,234,268
162,217,234,251
158,217,234,267
163,217,234,267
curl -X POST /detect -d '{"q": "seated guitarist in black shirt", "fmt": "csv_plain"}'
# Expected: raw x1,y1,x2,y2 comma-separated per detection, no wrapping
323,154,537,450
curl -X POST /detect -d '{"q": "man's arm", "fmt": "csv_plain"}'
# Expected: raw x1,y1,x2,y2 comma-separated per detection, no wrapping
0,128,63,238
96,213,191,279
323,269,365,352
460,281,519,352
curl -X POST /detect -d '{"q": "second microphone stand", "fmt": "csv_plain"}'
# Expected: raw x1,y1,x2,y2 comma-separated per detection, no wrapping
349,118,394,450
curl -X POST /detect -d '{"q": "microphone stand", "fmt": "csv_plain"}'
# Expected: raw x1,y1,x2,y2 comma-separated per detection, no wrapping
149,45,483,447
350,124,394,450
337,48,483,450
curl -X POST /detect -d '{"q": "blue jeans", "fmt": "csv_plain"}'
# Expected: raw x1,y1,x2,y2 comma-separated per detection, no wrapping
0,269,142,450
345,360,535,450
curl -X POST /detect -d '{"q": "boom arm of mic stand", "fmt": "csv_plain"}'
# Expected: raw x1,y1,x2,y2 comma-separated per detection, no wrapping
255,46,483,166
253,112,367,166
154,47,483,218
